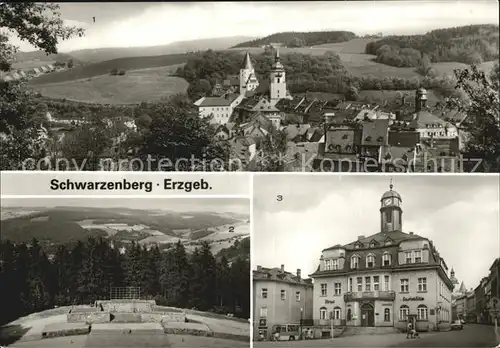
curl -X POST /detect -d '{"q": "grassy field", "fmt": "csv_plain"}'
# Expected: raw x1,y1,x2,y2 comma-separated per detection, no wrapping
29,54,187,85
231,38,498,79
11,59,56,70
31,66,189,104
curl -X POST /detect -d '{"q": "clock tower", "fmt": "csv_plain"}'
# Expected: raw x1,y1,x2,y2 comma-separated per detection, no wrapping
269,49,287,105
380,181,402,233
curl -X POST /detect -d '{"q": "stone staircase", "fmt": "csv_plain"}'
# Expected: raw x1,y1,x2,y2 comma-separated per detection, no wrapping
342,326,400,336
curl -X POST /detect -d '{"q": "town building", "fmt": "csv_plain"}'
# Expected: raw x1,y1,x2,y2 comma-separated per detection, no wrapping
310,183,454,334
253,265,313,340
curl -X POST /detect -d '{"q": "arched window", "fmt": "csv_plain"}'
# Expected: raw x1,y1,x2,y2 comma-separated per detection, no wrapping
350,255,359,269
333,306,341,320
319,307,327,320
382,252,391,266
399,305,409,321
417,305,428,320
347,308,352,321
366,254,375,268
384,308,390,322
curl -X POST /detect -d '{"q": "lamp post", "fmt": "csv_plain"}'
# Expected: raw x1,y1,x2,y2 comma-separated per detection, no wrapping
300,308,303,340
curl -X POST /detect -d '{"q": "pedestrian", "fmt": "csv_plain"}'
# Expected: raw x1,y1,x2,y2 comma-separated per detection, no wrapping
273,331,280,341
406,322,413,339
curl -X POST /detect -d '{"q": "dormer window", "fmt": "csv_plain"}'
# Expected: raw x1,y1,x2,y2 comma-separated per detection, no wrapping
385,238,393,246
414,250,422,263
370,242,375,248
332,259,339,270
366,254,375,268
383,252,391,266
351,255,359,269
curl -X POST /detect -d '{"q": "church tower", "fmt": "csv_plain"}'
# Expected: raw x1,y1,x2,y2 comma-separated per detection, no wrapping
239,52,259,95
415,87,428,112
380,180,403,233
269,49,287,105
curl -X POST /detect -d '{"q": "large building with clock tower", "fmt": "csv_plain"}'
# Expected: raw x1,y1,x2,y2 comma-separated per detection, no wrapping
310,183,454,334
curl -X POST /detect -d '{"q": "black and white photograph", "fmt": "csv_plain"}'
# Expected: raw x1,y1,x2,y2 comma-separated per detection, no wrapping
0,1,499,172
252,174,499,347
0,197,250,347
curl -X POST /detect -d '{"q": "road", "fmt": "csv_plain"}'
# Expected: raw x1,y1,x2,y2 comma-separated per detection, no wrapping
254,325,499,348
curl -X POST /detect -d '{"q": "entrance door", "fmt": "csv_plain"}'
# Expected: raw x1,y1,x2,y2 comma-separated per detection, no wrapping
361,303,375,327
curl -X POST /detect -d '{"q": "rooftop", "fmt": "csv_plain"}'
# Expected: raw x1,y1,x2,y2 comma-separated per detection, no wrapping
253,265,313,286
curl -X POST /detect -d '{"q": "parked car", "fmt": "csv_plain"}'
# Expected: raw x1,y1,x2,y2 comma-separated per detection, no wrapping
451,320,463,330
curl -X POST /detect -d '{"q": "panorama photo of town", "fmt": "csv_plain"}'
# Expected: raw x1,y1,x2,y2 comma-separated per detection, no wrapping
0,1,499,172
252,175,500,347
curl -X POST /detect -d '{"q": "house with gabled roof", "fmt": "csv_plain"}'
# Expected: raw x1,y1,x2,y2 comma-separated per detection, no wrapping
310,183,454,334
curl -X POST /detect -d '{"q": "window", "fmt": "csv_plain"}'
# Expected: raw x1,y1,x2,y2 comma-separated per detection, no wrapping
366,254,375,268
385,211,392,223
334,283,342,296
319,307,327,320
365,276,371,291
370,242,375,248
414,250,422,263
333,307,341,320
399,305,409,321
351,256,359,269
384,308,390,322
280,290,286,300
325,259,331,270
332,259,339,270
348,278,353,292
385,239,392,246
405,252,412,264
382,253,391,266
277,78,280,83
418,277,427,292
357,277,363,292
261,288,268,298
373,276,380,291
417,305,428,320
347,308,352,321
384,275,390,291
296,291,301,301
400,279,409,292
260,307,268,318
321,284,327,297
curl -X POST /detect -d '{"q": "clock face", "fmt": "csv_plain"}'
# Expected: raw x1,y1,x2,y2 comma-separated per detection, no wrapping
383,198,392,206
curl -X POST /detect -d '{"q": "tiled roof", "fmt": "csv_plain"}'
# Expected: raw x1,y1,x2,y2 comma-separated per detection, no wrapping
362,119,389,146
253,266,313,286
416,110,448,127
198,97,233,107
283,124,311,141
252,98,280,112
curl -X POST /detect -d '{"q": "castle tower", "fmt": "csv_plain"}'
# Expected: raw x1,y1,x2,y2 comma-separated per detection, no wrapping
269,49,287,105
380,179,403,233
239,52,259,95
415,87,428,112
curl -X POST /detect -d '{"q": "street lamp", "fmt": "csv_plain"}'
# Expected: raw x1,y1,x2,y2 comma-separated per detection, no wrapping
300,308,303,340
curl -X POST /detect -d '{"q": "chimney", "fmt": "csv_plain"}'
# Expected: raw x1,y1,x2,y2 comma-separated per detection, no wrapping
409,232,414,235
358,235,365,241
281,264,285,272
297,269,301,279
257,265,262,272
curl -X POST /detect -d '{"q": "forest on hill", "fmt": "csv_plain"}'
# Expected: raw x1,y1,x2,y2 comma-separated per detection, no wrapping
366,24,499,68
0,238,250,327
177,49,467,101
232,31,357,48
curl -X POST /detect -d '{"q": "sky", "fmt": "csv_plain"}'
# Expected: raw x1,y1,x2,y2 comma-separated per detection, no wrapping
4,1,499,52
1,197,250,215
253,174,500,291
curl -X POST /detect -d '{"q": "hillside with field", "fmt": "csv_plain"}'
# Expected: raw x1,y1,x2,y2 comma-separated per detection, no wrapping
28,53,188,85
31,65,188,104
0,207,248,253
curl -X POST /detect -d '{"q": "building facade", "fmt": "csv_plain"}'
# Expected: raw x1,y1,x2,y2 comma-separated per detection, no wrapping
310,183,454,332
253,265,313,340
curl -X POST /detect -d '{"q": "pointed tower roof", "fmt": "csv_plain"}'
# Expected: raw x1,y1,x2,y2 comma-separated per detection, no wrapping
459,281,467,293
241,52,253,70
272,49,284,70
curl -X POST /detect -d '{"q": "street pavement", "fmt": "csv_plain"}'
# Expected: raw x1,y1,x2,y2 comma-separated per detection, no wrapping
254,324,499,348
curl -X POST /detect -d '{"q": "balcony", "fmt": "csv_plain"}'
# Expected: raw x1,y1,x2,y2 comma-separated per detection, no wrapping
344,291,396,302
